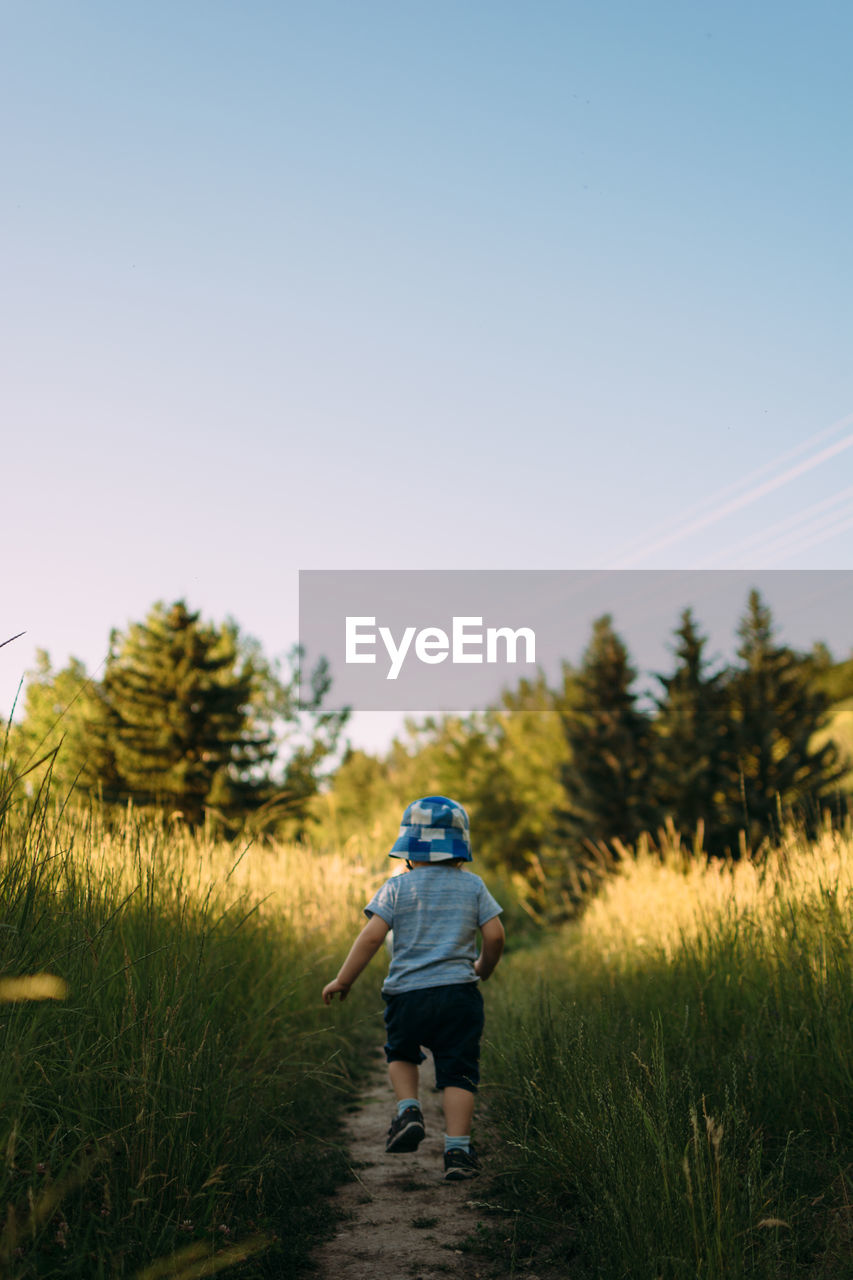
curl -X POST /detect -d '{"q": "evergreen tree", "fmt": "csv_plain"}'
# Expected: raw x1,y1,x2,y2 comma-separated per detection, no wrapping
725,589,844,847
558,615,655,849
94,601,275,823
652,609,730,853
8,605,349,828
9,651,120,796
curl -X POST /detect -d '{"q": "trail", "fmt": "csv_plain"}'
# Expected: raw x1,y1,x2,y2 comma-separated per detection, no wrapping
312,1046,524,1280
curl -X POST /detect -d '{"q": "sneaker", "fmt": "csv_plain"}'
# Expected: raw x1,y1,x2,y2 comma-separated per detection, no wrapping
386,1104,426,1153
443,1145,480,1181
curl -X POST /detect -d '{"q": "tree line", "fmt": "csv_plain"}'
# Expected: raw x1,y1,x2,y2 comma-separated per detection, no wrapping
5,591,852,878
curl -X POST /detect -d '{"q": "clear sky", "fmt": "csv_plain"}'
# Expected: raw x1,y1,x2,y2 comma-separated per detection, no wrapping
4,2,852,750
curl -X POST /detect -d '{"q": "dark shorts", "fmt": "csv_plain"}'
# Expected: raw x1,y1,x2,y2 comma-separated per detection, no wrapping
382,982,485,1093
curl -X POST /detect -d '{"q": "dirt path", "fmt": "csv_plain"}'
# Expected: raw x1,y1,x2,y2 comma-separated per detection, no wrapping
311,1046,519,1280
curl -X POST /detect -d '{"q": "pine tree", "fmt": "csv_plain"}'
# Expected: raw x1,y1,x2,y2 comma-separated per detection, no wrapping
725,589,843,848
94,601,275,823
10,651,121,797
652,608,730,853
558,615,655,849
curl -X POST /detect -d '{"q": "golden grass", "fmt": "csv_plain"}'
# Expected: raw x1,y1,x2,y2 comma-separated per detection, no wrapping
574,822,853,965
48,802,390,934
486,823,853,1277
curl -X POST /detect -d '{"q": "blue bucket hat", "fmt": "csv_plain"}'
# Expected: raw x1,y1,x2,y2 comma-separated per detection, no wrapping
389,795,472,862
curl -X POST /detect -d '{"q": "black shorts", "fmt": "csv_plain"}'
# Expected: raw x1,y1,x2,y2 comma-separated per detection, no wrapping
382,982,485,1093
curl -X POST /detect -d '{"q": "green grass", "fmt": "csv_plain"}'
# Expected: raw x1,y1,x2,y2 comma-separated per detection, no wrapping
480,827,853,1278
0,774,383,1278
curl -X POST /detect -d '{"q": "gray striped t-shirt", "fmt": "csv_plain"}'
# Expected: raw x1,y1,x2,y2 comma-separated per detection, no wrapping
364,866,502,995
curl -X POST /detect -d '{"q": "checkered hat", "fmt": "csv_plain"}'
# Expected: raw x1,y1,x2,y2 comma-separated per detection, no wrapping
389,795,472,862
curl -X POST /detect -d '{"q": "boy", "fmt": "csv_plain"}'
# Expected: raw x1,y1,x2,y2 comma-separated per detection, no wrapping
322,795,505,1181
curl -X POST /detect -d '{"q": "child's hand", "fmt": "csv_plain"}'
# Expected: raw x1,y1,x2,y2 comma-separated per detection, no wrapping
321,917,388,1005
322,978,351,1004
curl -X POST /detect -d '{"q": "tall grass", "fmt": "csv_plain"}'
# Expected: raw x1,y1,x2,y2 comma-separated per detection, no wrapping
0,775,387,1278
482,825,853,1278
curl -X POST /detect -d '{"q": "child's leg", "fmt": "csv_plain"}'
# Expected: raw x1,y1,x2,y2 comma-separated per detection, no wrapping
388,1058,420,1101
385,1057,426,1153
384,992,426,1106
442,1086,475,1137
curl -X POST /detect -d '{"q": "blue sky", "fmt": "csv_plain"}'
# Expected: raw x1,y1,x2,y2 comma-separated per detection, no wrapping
4,2,852,750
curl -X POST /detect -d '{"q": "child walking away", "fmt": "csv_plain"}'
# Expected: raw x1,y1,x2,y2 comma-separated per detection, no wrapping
322,795,505,1181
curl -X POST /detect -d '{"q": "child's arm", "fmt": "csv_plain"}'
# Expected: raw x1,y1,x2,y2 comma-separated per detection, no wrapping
322,913,390,1004
474,915,505,981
